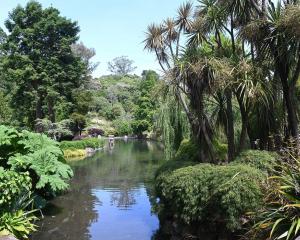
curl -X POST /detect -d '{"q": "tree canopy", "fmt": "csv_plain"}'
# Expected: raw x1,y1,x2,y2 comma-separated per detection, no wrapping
107,56,137,76
1,1,86,127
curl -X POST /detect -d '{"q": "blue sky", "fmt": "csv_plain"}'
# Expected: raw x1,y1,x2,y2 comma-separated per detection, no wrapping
0,0,186,77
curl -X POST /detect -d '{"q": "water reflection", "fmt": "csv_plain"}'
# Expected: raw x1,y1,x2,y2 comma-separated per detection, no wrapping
110,185,137,209
31,140,164,240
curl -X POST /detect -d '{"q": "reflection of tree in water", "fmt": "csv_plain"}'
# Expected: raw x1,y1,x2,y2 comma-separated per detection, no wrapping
31,166,100,240
32,140,165,240
110,181,138,209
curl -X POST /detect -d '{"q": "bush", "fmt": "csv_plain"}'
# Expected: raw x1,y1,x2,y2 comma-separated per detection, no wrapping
213,139,228,161
132,119,151,135
60,138,103,150
70,113,86,134
174,139,199,162
35,118,73,141
0,125,74,238
155,139,199,177
233,150,278,172
155,159,197,178
156,163,265,231
156,138,228,178
0,170,38,239
112,118,132,136
0,210,37,239
0,125,73,196
106,104,125,120
88,128,104,137
63,149,86,158
0,168,31,208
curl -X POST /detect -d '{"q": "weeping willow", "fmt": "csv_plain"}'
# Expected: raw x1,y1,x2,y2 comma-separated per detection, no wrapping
154,87,190,160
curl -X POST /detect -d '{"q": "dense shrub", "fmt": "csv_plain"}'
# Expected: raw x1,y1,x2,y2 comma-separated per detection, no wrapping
233,150,278,172
0,125,73,196
155,139,199,177
155,159,197,178
156,163,265,231
0,168,31,208
174,139,199,162
112,118,132,136
88,128,104,137
0,210,37,239
0,185,37,239
70,113,86,134
35,118,73,141
63,149,86,158
213,139,228,161
60,138,103,150
0,126,73,239
173,138,228,163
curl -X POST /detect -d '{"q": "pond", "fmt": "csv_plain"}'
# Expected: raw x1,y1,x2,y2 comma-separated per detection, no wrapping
31,140,164,240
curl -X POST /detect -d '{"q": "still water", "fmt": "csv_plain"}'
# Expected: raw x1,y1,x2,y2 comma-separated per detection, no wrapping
31,140,164,240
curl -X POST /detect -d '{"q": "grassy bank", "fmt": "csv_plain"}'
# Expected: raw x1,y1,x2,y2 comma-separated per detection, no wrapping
60,138,104,158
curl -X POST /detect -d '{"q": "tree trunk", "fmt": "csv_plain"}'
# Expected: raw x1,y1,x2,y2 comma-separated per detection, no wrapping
236,95,249,152
186,75,215,163
225,90,235,162
282,82,298,138
47,98,55,122
176,89,215,163
277,60,298,139
35,94,43,120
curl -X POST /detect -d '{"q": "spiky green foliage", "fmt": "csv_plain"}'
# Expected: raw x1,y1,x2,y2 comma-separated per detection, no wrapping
0,191,38,240
249,156,300,240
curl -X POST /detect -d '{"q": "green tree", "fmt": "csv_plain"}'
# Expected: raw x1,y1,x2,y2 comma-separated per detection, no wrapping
70,113,86,135
71,42,100,90
1,1,86,127
108,56,137,76
0,91,12,124
132,70,158,136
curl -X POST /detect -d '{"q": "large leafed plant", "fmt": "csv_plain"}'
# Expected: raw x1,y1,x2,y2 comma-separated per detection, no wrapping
0,125,73,196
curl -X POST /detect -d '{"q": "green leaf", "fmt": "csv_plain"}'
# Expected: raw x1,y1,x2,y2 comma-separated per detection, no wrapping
270,218,284,237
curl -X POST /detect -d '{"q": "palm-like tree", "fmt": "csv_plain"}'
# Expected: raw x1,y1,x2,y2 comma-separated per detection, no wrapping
241,1,300,141
175,2,193,55
144,23,169,71
145,0,300,161
264,2,300,140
